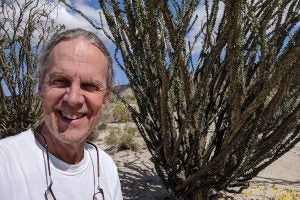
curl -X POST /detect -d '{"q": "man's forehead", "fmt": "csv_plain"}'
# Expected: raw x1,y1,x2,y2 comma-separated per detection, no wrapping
47,71,103,82
45,38,108,70
50,39,91,58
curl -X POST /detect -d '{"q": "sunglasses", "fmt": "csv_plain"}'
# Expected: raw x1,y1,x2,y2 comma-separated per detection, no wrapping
34,130,105,200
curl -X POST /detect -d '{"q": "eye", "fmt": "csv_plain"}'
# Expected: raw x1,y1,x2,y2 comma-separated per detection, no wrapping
81,82,102,92
49,78,69,88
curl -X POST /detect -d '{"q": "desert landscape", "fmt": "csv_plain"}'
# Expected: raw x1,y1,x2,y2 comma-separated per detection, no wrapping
92,123,300,200
90,86,300,200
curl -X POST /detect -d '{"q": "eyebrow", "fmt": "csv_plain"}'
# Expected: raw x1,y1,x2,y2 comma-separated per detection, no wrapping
47,72,65,80
47,72,105,88
44,72,65,84
85,79,106,89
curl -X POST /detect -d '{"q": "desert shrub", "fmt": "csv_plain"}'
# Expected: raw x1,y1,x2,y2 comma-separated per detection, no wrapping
104,125,139,152
87,122,108,141
240,184,300,200
124,125,138,137
124,95,136,104
112,102,131,122
99,106,114,124
97,123,107,131
60,0,300,198
109,95,118,103
0,1,63,138
105,128,120,147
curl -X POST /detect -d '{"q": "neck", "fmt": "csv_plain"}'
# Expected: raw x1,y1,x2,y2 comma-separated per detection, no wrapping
35,124,85,164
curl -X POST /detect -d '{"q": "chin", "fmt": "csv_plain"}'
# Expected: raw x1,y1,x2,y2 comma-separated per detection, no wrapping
59,134,87,144
52,128,90,145
45,118,95,145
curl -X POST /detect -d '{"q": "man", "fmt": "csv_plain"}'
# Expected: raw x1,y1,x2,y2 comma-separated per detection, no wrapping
0,28,123,200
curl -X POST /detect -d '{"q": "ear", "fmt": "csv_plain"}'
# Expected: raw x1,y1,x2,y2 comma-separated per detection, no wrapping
38,84,44,100
102,91,111,107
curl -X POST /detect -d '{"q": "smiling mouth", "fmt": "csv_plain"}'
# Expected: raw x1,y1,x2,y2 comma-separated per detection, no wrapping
59,111,86,120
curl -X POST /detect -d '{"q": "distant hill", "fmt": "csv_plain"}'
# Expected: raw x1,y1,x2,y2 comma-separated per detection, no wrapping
113,84,133,97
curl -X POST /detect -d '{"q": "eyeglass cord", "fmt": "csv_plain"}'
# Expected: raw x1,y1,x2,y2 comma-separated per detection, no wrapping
33,127,104,200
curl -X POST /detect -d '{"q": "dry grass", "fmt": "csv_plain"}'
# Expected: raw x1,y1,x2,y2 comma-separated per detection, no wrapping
104,125,140,152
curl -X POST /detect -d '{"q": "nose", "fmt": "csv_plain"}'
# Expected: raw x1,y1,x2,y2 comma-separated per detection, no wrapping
63,83,84,106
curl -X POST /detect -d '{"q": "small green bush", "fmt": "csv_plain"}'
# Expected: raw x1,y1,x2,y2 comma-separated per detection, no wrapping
104,125,139,152
124,95,136,104
87,123,108,141
105,128,120,147
112,102,132,122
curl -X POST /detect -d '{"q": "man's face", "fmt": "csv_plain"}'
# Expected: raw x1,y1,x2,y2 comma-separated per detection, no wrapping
39,38,110,144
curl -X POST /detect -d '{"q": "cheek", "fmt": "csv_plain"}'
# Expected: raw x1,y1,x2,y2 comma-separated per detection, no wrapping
40,89,65,110
88,95,107,115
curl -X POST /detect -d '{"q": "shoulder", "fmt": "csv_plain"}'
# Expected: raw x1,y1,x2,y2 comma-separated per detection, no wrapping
99,148,119,171
85,144,122,199
0,130,34,173
85,143,118,171
0,129,33,148
0,129,35,158
99,148,115,163
86,144,116,164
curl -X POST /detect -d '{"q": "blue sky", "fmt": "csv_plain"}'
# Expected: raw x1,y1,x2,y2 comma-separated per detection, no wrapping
49,0,220,86
5,0,299,87
3,0,226,86
52,0,129,85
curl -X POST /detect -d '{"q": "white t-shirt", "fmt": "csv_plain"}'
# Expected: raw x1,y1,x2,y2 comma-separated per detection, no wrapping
0,129,123,200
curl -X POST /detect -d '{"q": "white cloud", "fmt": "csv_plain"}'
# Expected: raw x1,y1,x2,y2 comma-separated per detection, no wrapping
52,1,127,84
51,1,114,48
1,0,62,42
73,1,101,22
3,0,126,84
54,3,97,31
187,1,225,56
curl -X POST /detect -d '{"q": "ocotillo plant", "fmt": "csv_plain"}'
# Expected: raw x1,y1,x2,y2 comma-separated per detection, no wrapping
61,0,300,199
0,0,64,138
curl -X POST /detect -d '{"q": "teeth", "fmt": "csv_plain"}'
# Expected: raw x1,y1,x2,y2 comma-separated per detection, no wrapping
61,112,84,120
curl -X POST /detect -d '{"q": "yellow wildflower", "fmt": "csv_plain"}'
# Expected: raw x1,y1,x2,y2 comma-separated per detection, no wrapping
242,192,253,198
272,184,279,191
257,184,265,191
